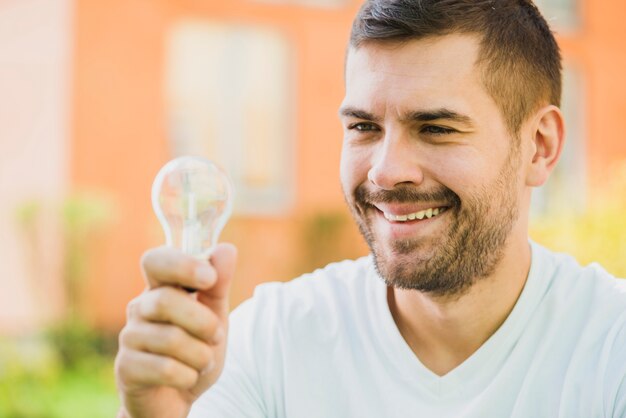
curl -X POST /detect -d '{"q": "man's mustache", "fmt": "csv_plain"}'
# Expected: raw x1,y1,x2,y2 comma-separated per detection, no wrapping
354,184,461,208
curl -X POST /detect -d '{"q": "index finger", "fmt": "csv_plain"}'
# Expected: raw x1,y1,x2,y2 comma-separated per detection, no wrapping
141,246,217,290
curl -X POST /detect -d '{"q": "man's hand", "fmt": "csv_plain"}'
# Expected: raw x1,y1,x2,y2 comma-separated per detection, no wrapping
114,243,237,418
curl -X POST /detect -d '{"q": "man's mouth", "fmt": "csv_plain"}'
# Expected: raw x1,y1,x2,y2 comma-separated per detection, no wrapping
381,206,448,222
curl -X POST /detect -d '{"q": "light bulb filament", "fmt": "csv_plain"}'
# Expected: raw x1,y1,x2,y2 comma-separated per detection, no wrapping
182,191,201,256
152,156,234,260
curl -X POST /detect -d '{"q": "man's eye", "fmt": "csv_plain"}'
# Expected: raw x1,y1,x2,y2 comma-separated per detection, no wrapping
348,122,378,132
422,125,456,135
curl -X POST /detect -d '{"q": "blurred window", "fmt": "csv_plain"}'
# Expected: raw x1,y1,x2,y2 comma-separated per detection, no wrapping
531,66,586,217
166,21,295,216
534,0,580,30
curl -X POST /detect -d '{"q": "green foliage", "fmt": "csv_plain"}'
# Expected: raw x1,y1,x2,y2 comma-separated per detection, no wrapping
0,337,58,418
46,319,118,370
60,193,114,236
0,333,119,418
15,192,116,317
7,193,119,417
60,193,116,316
14,200,43,229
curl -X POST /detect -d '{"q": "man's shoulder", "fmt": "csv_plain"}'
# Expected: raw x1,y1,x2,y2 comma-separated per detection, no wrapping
231,256,377,323
533,242,626,300
253,256,375,311
533,243,626,343
228,256,381,360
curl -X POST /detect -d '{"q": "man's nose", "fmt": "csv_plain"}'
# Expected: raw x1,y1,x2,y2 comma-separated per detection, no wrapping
367,133,425,190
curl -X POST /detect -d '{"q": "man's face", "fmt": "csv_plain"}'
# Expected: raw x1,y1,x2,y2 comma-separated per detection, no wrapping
339,35,524,297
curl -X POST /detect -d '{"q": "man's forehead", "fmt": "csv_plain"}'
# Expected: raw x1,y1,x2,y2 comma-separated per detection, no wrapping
343,34,484,108
340,34,501,126
345,34,482,76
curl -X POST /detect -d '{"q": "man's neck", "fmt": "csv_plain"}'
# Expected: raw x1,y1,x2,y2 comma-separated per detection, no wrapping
387,239,532,376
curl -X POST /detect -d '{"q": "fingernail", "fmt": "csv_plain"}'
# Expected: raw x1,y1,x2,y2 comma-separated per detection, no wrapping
212,327,225,344
194,264,214,286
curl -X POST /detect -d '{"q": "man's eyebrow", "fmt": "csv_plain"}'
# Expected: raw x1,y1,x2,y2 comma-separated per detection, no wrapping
338,107,381,123
404,109,473,126
339,107,473,126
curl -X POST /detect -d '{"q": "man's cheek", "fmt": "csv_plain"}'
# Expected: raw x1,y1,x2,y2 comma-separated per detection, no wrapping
343,155,369,182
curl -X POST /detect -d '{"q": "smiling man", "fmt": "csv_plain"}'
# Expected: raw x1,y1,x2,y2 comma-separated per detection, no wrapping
115,1,626,417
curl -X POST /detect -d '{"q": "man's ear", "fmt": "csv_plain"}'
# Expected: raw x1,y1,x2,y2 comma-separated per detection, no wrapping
525,105,565,187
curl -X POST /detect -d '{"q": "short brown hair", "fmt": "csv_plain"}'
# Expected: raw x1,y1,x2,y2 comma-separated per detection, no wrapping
350,0,562,134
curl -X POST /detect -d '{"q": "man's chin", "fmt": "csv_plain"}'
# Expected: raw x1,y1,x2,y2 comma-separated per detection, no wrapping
371,256,432,291
370,240,465,292
373,234,436,259
373,255,468,296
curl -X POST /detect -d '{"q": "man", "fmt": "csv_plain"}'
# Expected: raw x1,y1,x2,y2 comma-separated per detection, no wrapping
115,1,626,417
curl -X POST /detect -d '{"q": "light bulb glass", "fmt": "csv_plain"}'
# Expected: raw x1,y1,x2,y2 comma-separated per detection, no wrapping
151,156,233,259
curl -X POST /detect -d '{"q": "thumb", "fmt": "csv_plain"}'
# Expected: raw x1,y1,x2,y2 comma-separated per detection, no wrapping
198,242,238,321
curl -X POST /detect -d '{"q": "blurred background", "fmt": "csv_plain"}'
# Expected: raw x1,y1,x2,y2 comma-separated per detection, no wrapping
1,0,625,416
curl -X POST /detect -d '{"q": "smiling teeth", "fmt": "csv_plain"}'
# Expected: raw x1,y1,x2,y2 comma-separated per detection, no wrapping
383,207,444,222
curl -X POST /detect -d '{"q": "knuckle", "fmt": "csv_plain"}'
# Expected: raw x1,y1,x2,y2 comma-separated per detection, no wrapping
176,257,200,287
195,320,214,342
193,310,210,330
145,290,170,319
161,326,184,351
210,325,225,345
118,326,133,347
193,309,218,340
114,350,134,383
126,297,141,320
180,367,199,388
159,358,196,387
140,246,172,286
155,291,171,313
140,249,155,275
158,357,179,382
197,345,214,370
182,373,199,389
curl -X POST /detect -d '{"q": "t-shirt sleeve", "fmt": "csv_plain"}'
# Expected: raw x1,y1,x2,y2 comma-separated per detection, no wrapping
188,299,267,418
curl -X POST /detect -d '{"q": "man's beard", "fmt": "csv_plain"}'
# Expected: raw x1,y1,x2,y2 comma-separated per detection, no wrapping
346,150,520,298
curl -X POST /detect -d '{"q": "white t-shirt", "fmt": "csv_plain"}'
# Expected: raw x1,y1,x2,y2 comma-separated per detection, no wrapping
190,243,626,417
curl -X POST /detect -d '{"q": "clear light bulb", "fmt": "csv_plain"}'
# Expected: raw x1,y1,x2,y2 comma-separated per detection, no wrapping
151,156,234,261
